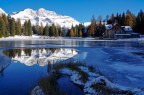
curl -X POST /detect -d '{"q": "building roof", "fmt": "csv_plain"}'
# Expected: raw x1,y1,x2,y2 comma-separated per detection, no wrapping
105,24,112,30
121,26,133,32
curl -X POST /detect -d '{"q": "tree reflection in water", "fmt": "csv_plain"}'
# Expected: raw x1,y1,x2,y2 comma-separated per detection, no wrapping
3,48,77,66
0,66,4,78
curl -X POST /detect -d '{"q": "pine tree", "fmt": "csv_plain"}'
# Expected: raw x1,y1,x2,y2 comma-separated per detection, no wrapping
9,18,15,36
121,13,125,26
28,20,32,36
0,17,6,37
39,23,43,35
73,27,77,37
0,30,2,38
23,21,28,36
134,10,144,34
15,19,22,35
32,25,39,34
51,23,55,36
55,26,59,37
2,14,9,37
43,24,49,36
70,29,74,37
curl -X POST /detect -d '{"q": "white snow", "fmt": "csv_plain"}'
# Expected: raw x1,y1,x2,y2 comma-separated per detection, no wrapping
105,24,113,30
60,65,144,95
70,73,85,86
11,8,80,28
83,22,91,27
121,26,133,32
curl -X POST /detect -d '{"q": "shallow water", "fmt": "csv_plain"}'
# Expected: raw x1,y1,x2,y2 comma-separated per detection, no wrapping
0,39,144,94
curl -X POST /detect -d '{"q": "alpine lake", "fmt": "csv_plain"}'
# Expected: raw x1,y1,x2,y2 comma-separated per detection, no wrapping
0,38,144,95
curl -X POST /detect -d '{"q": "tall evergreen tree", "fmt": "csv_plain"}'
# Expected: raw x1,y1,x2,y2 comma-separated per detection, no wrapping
28,20,32,36
15,19,22,35
2,14,9,37
43,24,49,36
121,13,125,26
0,17,6,37
55,26,59,37
70,28,74,37
23,21,28,36
134,10,144,34
51,23,55,36
39,23,43,35
9,18,15,36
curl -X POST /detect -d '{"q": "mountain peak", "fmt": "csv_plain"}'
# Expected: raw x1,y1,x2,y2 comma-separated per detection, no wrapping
38,8,46,11
24,8,34,11
37,8,57,16
11,8,80,28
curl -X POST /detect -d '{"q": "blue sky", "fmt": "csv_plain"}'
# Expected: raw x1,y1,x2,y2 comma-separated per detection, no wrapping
0,0,144,22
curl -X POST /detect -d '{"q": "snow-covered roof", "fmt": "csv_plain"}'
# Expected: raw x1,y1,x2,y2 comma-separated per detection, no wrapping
105,24,112,30
121,26,133,32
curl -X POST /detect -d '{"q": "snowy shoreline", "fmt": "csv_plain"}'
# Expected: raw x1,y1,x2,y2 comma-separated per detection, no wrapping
0,35,144,42
31,63,144,95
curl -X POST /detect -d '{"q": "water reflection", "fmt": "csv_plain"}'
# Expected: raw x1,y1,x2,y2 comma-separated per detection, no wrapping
3,48,77,66
0,67,4,77
0,53,12,78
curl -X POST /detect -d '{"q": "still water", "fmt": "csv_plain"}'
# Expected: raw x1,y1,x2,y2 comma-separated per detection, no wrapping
0,39,144,95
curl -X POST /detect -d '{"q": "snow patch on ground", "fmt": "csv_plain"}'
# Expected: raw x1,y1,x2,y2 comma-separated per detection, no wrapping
60,65,144,95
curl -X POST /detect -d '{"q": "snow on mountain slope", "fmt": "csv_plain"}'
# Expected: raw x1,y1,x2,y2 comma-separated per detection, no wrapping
0,8,7,15
83,22,91,27
11,8,80,28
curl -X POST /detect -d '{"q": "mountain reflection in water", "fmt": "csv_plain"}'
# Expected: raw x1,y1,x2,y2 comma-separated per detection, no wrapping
3,48,77,66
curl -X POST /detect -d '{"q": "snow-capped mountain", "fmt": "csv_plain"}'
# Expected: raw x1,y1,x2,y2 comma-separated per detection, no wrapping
0,8,7,15
11,8,80,28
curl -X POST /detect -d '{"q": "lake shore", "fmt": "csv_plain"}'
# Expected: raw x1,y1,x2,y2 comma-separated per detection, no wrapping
0,35,144,42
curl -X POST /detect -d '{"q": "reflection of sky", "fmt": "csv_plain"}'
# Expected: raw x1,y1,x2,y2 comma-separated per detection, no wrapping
0,53,11,72
0,62,47,95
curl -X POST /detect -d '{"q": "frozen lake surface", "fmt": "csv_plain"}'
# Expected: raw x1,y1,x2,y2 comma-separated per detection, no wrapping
0,38,144,94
